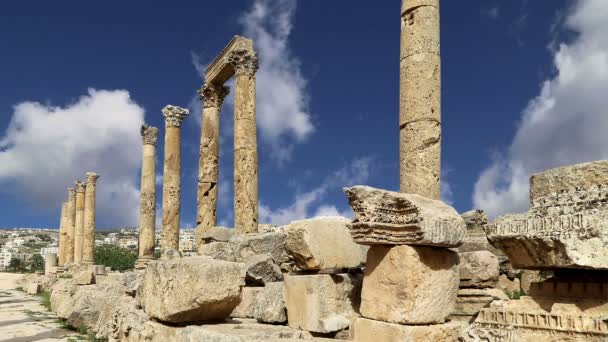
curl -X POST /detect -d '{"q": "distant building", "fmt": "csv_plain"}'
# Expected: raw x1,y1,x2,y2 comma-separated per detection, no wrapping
40,246,59,257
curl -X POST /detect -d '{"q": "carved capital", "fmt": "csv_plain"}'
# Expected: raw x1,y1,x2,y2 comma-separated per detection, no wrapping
68,188,76,201
140,125,159,145
198,83,230,108
228,49,259,76
85,172,100,186
162,105,190,128
75,181,86,193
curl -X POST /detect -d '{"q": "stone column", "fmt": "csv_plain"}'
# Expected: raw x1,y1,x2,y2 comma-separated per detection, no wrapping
138,125,159,264
228,49,259,234
45,253,57,275
82,172,99,264
399,0,441,199
58,202,68,266
65,188,76,263
195,83,229,247
160,105,189,256
73,181,86,263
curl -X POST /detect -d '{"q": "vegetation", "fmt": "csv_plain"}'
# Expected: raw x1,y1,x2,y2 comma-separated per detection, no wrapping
37,291,52,311
504,288,526,300
94,245,137,272
35,234,52,242
29,253,44,272
8,257,26,272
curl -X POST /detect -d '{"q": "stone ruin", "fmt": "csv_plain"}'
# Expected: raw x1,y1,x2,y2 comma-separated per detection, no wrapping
25,0,607,341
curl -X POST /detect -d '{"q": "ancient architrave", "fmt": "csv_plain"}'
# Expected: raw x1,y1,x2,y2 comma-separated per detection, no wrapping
161,105,189,256
65,188,76,263
137,125,158,265
73,180,86,263
399,0,441,199
82,172,99,265
196,83,229,247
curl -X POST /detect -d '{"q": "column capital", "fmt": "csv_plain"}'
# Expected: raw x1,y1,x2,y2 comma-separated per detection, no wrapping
162,105,190,128
75,181,86,193
198,83,230,108
228,49,259,76
85,172,100,186
140,125,159,145
68,188,76,200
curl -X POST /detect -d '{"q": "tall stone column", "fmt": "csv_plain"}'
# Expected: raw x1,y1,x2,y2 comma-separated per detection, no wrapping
399,0,441,199
58,202,68,266
73,181,86,263
82,172,99,264
160,105,189,256
195,83,229,247
65,188,76,263
228,49,259,234
138,125,159,264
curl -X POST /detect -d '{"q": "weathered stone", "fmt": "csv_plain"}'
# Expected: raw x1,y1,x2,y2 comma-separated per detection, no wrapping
50,280,78,318
65,188,76,263
450,288,509,323
68,280,128,331
244,253,283,285
44,253,57,275
285,273,362,333
285,217,366,270
74,270,95,285
344,186,465,247
462,209,488,229
198,241,236,261
496,274,521,295
254,282,287,323
123,271,144,297
58,202,68,266
26,282,41,295
229,231,289,264
74,180,86,263
95,295,149,341
459,251,499,288
137,257,244,323
201,226,235,242
351,317,465,342
82,172,99,264
138,125,158,264
521,270,546,294
361,245,459,324
17,273,54,292
231,287,262,319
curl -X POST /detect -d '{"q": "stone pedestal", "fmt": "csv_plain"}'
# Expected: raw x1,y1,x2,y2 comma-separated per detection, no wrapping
138,125,158,265
82,172,99,265
58,202,68,266
73,181,86,263
65,188,76,263
160,105,189,257
196,83,229,247
45,253,57,275
229,49,259,234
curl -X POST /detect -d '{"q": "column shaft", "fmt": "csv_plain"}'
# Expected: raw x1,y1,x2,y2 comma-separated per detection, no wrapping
399,0,441,199
65,189,76,263
82,172,99,264
138,125,158,262
74,182,86,263
58,202,68,266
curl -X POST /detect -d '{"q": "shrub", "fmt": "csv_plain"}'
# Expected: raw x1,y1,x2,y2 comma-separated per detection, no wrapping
94,245,137,272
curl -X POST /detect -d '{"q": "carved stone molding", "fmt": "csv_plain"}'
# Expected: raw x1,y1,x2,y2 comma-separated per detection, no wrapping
140,125,159,145
228,49,259,76
198,83,230,109
162,105,190,128
75,181,86,193
85,172,100,186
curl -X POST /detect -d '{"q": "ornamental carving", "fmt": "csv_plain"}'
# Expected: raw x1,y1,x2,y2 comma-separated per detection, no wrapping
228,49,259,76
140,125,159,145
75,181,86,193
198,83,230,108
85,172,100,186
68,188,76,200
162,105,190,128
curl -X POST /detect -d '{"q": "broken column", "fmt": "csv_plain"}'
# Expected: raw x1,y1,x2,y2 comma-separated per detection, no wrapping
160,105,189,256
137,125,158,266
73,180,86,263
58,201,68,266
82,172,99,265
344,185,466,341
228,49,259,234
195,83,229,248
45,253,57,276
399,0,441,199
65,188,76,263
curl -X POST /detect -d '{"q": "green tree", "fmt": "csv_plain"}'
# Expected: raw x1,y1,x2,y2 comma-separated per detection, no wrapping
8,257,26,272
29,254,44,272
95,245,137,272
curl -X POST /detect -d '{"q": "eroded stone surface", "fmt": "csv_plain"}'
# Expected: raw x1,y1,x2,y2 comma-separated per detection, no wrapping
231,286,262,318
450,288,509,323
82,172,99,264
459,251,499,288
229,231,289,264
138,125,158,263
254,282,287,323
244,253,283,285
198,241,235,261
344,185,465,247
351,317,465,342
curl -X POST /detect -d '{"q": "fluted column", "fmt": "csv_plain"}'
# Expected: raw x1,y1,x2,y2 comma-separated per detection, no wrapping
195,83,229,248
73,181,86,263
399,0,441,199
138,125,158,263
228,49,259,234
58,202,68,266
65,188,76,263
160,105,189,256
82,172,99,264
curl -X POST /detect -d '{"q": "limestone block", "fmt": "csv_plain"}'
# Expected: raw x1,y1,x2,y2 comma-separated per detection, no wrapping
285,217,366,270
198,241,235,261
361,245,459,324
351,317,465,342
231,287,263,318
244,253,283,285
521,270,545,294
50,280,78,318
137,257,245,323
74,270,95,285
229,232,289,264
95,296,150,341
284,273,362,333
450,288,509,323
26,282,41,295
201,226,235,242
459,251,499,288
344,186,465,247
496,274,521,295
462,209,488,229
67,280,128,331
254,282,287,323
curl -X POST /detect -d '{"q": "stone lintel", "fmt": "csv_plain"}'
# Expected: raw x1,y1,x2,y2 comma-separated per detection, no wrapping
205,35,254,84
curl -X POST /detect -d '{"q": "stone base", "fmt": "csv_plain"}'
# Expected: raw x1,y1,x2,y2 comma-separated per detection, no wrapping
450,288,508,323
135,258,153,270
351,317,466,342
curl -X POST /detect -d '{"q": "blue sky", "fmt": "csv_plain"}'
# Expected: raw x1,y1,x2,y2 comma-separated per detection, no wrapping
1,0,607,229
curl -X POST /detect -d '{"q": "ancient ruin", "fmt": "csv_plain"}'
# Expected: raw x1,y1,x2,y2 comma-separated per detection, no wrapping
73,180,86,263
58,201,68,266
137,125,158,266
82,172,99,265
65,187,76,263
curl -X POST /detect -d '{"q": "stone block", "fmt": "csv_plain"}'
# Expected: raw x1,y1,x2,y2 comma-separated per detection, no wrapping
284,273,362,333
459,251,499,288
496,274,521,295
201,226,235,242
229,232,290,264
74,270,95,285
451,288,508,323
351,317,466,342
343,185,465,247
285,217,366,270
198,241,235,261
244,253,283,285
26,282,41,295
361,245,459,324
231,287,262,318
137,257,245,323
254,282,287,323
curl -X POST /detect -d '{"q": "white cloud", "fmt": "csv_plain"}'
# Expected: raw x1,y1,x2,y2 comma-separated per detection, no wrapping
0,88,146,227
473,0,608,219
